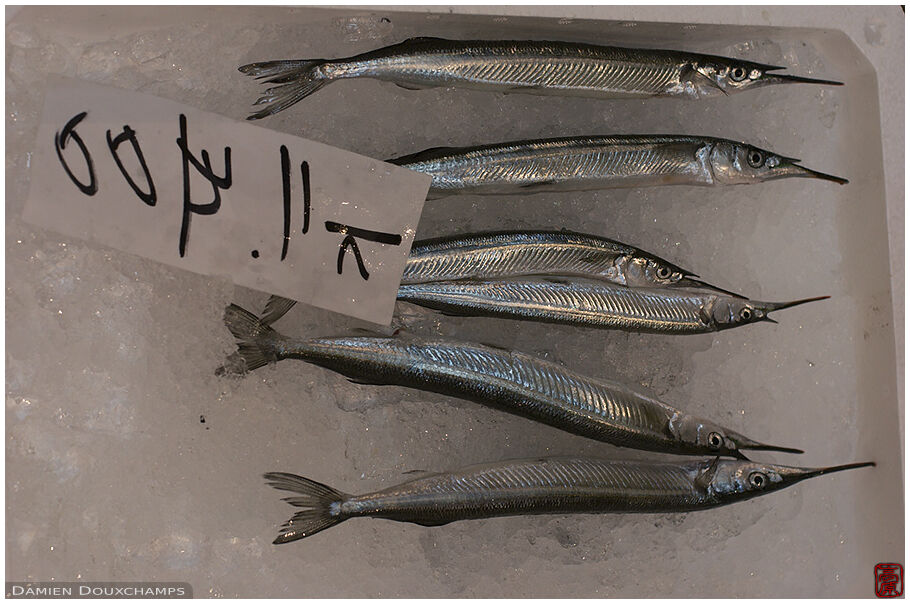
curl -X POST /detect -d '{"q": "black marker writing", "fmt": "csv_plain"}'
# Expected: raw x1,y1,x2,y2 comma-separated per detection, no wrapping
54,111,97,196
176,113,232,258
279,146,311,261
325,221,402,280
45,97,415,316
280,145,291,261
300,160,310,235
107,125,156,206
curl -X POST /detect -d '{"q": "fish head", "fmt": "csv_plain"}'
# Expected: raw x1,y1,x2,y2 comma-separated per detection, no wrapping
670,414,802,458
686,58,842,97
683,58,770,97
707,295,830,331
698,459,874,503
669,414,747,458
708,141,848,185
619,254,744,297
620,255,690,288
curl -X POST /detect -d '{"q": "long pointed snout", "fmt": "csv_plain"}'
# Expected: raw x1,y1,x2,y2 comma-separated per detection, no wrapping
742,442,805,455
804,461,876,478
768,73,844,87
788,163,849,185
757,295,831,314
729,432,804,455
781,461,875,485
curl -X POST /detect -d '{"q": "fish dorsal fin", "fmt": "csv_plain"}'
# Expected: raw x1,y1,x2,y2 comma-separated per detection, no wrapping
386,146,459,166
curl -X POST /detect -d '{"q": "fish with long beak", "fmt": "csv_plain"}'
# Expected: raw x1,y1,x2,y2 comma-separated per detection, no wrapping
262,457,872,543
239,38,842,119
402,230,742,295
396,278,828,334
386,135,847,198
221,304,799,459
258,230,746,324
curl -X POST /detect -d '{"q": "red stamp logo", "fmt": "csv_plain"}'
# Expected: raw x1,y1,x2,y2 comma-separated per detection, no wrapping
875,563,903,598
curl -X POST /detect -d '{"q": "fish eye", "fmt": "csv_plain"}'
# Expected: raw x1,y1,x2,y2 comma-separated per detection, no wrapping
749,472,768,489
655,266,673,280
707,432,723,449
730,66,748,82
739,307,754,321
747,150,764,168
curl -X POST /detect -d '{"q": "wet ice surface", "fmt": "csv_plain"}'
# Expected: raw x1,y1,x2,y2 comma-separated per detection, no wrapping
6,6,902,598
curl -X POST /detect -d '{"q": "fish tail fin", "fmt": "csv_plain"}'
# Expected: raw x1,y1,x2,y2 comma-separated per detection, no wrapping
221,303,283,372
238,59,329,119
264,472,349,543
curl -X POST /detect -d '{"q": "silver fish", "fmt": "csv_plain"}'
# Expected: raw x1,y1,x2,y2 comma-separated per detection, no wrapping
264,457,873,542
403,230,740,296
259,230,743,324
222,304,798,458
397,277,829,334
239,37,842,119
387,135,847,197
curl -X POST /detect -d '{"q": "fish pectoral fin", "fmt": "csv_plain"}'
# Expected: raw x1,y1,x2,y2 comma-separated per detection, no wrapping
395,82,428,91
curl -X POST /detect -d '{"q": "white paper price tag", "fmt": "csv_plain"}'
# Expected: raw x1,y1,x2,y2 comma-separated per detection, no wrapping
24,76,431,325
